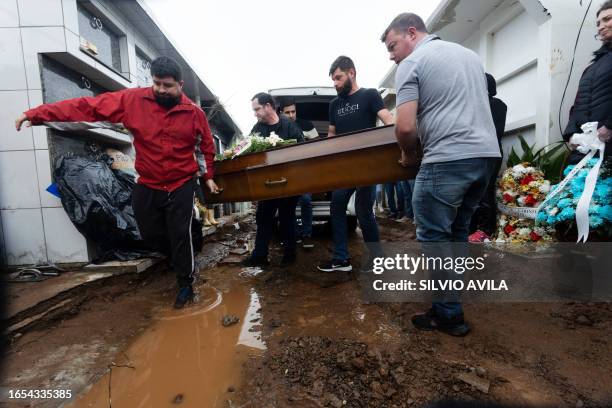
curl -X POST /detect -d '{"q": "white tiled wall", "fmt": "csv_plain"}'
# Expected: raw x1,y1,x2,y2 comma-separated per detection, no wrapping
0,0,19,28
35,150,62,208
17,0,63,27
42,207,88,263
61,0,79,34
21,26,66,89
0,90,33,151
27,89,48,149
1,208,46,265
27,88,42,108
0,0,207,265
0,150,42,210
64,27,80,55
0,28,27,89
0,1,81,265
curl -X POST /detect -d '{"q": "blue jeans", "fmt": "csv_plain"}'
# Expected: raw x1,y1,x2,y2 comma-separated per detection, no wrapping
375,184,384,208
384,182,405,214
401,179,415,219
412,158,497,318
297,193,312,238
331,186,379,262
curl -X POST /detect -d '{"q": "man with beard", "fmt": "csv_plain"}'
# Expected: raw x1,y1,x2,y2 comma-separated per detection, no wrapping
243,93,304,267
14,56,219,309
317,56,394,273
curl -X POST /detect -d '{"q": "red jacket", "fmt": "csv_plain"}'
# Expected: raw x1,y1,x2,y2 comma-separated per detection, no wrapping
25,87,216,192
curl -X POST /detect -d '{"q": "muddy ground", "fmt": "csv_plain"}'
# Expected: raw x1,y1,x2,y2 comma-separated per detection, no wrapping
2,215,612,407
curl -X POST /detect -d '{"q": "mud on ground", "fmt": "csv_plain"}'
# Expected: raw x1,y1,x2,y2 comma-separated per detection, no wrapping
235,217,612,408
2,216,612,408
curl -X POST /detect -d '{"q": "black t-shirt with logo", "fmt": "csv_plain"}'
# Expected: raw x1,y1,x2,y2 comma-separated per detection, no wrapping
329,88,385,135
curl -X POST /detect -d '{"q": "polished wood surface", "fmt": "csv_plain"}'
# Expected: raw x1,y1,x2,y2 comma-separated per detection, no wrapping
203,125,420,203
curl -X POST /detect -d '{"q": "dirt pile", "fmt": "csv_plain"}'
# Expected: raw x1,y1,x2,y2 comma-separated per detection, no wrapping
266,336,498,408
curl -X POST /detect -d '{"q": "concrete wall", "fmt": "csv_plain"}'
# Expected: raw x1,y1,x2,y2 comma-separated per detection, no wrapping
1,0,73,266
379,0,602,167
454,0,601,165
0,0,224,266
460,1,542,163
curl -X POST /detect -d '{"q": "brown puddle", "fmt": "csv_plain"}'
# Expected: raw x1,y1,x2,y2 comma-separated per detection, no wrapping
270,279,402,346
68,266,265,408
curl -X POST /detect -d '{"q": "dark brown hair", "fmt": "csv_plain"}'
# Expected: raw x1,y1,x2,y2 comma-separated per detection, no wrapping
251,92,275,109
597,0,612,17
328,56,355,76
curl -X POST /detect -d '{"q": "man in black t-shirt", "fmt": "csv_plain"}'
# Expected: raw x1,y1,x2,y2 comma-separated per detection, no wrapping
243,93,304,267
281,98,319,140
318,56,394,273
279,98,318,249
251,94,305,141
328,87,389,135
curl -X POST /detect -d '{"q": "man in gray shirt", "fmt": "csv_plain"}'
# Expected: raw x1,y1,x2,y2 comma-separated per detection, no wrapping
381,13,501,336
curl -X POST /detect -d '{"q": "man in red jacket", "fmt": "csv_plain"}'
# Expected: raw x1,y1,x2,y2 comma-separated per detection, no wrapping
15,56,219,309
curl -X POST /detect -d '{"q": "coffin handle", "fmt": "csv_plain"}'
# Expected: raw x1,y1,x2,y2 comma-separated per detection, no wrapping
264,177,287,187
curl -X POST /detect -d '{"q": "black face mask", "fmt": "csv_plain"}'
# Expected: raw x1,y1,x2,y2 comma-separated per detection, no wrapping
155,93,181,109
337,77,353,97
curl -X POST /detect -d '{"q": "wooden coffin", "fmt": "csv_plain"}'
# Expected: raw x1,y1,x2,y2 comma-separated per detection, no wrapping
203,125,420,203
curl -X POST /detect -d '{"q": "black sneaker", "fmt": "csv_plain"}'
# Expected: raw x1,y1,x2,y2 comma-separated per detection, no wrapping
280,253,297,265
301,236,314,249
317,259,352,272
241,255,270,267
174,285,194,309
411,309,471,337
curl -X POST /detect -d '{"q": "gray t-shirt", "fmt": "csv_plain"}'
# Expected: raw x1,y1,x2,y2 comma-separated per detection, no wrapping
395,35,501,164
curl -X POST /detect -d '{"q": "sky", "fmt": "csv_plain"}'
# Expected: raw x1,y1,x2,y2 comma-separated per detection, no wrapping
143,0,441,134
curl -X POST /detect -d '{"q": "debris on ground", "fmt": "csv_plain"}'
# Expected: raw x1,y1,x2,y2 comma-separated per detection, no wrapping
455,371,491,394
222,315,240,327
219,255,246,265
256,336,499,407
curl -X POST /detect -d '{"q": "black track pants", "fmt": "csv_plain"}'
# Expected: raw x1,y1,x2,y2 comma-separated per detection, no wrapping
132,179,195,288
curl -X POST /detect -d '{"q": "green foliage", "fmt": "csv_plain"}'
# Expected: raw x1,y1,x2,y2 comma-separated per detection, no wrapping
243,139,296,154
506,134,570,184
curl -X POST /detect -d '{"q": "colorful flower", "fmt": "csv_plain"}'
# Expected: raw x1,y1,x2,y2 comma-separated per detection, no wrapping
520,174,535,185
496,164,555,242
537,158,611,236
524,195,537,207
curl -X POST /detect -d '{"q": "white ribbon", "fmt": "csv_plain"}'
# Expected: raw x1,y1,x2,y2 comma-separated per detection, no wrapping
536,122,605,243
537,149,596,210
497,203,539,219
575,142,605,242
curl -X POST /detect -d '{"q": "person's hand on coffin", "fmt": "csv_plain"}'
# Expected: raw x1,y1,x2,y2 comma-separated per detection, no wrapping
15,113,31,131
398,148,418,167
205,178,220,194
